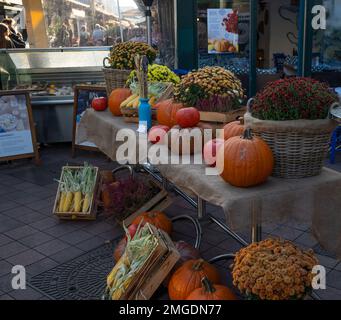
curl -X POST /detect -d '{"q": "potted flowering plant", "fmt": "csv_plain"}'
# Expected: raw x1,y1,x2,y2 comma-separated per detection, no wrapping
245,77,339,178
103,41,157,95
232,239,319,300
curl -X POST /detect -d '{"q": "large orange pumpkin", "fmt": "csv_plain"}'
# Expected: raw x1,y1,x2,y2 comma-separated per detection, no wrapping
168,259,221,300
131,211,172,235
218,128,274,187
156,99,183,127
109,88,131,116
186,277,237,300
223,117,245,140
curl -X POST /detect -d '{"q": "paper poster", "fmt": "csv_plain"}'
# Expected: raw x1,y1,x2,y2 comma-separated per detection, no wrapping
0,94,34,158
75,89,107,148
207,8,239,54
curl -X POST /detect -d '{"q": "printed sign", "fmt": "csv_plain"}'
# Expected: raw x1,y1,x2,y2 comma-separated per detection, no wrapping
0,91,39,162
207,8,239,54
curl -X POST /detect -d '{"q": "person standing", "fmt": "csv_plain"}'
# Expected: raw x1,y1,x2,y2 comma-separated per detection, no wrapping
0,23,14,49
92,24,105,46
79,26,90,46
1,18,25,48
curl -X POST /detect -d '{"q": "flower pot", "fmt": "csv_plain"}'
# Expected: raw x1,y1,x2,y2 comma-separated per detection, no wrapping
244,99,339,179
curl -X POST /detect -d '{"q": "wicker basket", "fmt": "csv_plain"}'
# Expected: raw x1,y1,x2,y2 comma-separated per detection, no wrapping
244,99,338,179
102,57,131,95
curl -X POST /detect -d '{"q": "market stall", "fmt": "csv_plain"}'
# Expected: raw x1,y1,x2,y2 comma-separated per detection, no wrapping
77,108,341,259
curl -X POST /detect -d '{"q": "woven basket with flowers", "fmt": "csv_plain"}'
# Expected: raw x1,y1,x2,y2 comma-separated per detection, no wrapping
232,239,319,300
103,41,157,95
245,77,339,178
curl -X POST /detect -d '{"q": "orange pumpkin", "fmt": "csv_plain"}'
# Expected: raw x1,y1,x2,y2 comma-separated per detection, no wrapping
156,99,183,127
186,277,237,300
168,259,221,300
109,88,131,116
218,128,274,187
131,211,172,235
223,117,245,140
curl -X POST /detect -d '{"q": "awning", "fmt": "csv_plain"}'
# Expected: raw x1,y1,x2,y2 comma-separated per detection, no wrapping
71,8,86,18
65,0,90,9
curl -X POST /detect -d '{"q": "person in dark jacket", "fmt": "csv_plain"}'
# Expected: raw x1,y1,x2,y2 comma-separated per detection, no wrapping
0,23,14,49
2,18,25,48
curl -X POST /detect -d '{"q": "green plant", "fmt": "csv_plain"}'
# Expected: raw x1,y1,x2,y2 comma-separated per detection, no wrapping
252,77,338,121
127,64,180,85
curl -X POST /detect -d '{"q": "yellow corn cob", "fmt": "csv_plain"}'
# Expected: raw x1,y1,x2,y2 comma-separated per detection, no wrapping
58,192,66,212
127,96,139,108
62,191,73,212
74,191,82,212
133,96,140,108
120,94,138,108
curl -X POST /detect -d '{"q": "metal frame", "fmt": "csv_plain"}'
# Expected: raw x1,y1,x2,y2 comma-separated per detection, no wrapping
298,0,314,76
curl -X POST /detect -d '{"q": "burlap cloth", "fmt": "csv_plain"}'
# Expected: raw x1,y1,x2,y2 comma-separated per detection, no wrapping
78,109,341,258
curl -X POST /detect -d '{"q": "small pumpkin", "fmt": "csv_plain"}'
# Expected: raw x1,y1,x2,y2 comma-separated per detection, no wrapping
109,88,132,116
168,259,221,300
186,277,237,300
113,237,127,262
203,139,224,167
156,99,183,127
148,125,170,144
168,125,205,156
176,107,200,128
131,211,172,235
223,117,245,140
218,128,274,187
163,241,201,287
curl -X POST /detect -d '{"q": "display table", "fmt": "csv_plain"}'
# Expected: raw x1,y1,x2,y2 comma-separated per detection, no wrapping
78,109,341,258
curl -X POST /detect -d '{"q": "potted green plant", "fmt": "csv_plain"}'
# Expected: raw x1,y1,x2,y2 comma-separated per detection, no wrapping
245,77,339,178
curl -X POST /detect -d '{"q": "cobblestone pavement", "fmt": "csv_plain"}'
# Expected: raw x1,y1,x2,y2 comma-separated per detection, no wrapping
1,144,341,300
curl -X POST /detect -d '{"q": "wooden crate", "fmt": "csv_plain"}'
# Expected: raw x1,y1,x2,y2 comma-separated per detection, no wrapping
99,170,172,225
199,107,246,124
53,166,100,220
106,224,180,300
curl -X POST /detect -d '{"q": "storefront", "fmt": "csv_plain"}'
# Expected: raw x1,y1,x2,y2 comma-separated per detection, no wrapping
175,0,341,96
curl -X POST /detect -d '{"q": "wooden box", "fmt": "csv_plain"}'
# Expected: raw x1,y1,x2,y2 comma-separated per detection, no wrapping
200,107,246,124
53,166,100,220
100,170,172,226
106,224,180,300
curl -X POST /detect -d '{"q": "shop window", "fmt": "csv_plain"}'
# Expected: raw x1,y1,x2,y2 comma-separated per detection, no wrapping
197,0,250,92
256,0,300,90
41,0,147,47
311,0,341,87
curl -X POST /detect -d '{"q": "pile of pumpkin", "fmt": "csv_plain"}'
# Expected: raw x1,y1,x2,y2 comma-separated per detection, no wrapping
93,86,274,188
150,99,274,188
113,210,237,300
